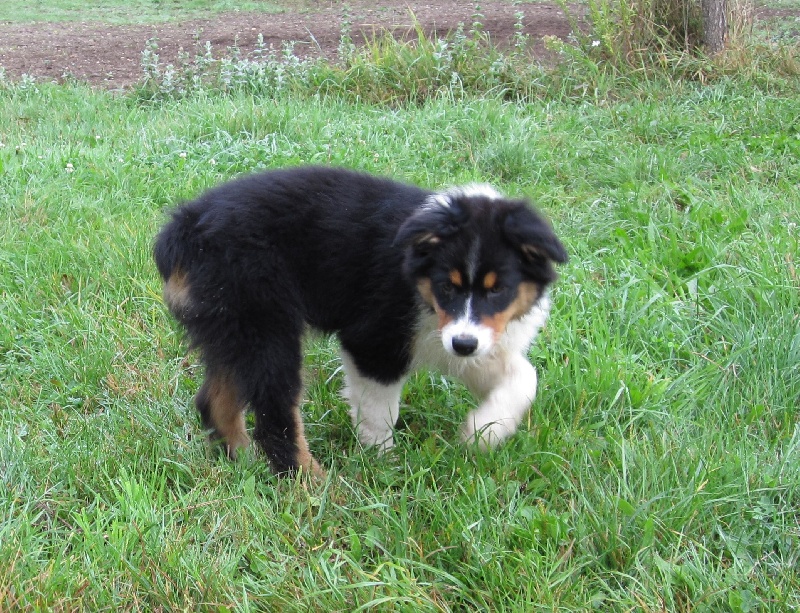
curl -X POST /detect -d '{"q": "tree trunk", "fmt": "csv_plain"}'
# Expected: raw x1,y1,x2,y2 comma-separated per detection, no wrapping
702,0,728,55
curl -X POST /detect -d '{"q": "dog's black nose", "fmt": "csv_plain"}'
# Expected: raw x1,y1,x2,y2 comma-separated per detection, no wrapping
452,335,479,356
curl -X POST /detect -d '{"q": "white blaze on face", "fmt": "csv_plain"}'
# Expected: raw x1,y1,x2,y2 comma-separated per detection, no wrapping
422,184,504,211
440,297,495,358
442,184,503,201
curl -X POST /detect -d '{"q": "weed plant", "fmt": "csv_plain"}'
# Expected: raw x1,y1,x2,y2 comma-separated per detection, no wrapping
135,5,800,105
1,7,800,613
561,0,756,59
137,10,551,104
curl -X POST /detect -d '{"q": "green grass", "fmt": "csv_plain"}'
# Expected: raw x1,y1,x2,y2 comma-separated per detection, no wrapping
2,50,800,613
0,0,285,24
0,0,548,24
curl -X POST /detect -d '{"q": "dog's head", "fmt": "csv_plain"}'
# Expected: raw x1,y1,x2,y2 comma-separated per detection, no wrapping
395,185,567,358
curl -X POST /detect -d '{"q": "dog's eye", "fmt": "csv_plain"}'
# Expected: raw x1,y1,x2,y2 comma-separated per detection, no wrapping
438,281,457,297
487,285,507,298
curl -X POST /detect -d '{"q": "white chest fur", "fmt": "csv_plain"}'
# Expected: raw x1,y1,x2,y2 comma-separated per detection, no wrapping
342,295,551,450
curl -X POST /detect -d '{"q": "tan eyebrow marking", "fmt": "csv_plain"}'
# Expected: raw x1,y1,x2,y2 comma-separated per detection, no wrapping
483,271,498,291
449,269,463,287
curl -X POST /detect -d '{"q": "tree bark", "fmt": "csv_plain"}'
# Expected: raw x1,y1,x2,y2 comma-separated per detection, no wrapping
702,0,728,55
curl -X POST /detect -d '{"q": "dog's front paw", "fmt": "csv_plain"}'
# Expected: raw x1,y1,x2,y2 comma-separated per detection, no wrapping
460,409,518,451
356,423,395,453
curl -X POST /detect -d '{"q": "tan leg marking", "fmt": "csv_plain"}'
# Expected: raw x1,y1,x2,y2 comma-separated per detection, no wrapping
206,371,250,457
290,395,326,479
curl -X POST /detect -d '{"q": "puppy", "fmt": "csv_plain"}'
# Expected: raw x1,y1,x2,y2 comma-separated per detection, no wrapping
154,166,567,476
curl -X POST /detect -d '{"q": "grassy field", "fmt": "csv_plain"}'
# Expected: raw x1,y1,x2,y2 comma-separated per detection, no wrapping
0,0,287,24
2,0,798,25
2,12,800,613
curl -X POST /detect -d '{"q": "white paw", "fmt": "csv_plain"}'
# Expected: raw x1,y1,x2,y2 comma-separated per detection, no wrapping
356,423,395,453
459,353,537,450
460,411,517,451
340,349,404,455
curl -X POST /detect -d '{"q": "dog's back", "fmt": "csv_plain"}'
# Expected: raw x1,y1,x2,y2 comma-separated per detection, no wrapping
154,166,428,334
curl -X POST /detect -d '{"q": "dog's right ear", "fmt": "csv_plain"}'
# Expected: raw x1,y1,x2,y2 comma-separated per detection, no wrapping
503,204,568,265
393,197,468,249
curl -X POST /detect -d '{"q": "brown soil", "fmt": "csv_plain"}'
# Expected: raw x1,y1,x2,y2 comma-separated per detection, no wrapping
1,3,795,90
0,1,579,90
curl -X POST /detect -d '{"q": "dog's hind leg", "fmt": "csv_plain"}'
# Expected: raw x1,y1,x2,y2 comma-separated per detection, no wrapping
224,326,323,478
195,368,250,458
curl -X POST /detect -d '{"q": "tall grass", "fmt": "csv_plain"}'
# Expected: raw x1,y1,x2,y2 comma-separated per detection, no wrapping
0,0,284,24
559,0,790,76
133,4,800,106
136,12,552,105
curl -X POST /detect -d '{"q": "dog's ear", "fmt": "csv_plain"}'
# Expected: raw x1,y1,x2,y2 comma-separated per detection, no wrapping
394,198,468,249
503,203,568,264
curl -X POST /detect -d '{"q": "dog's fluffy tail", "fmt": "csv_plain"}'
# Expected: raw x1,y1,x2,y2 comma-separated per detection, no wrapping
153,207,198,281
154,206,206,321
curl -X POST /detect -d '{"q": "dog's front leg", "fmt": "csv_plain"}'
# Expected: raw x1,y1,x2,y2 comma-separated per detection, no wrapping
340,350,405,451
460,353,538,450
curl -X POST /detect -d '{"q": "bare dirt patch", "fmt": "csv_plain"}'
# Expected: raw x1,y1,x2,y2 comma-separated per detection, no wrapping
0,1,578,90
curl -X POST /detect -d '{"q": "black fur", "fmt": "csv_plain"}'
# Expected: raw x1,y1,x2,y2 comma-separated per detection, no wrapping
154,166,566,474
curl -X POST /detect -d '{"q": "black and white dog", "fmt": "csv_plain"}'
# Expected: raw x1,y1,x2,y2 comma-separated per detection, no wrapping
154,166,567,476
